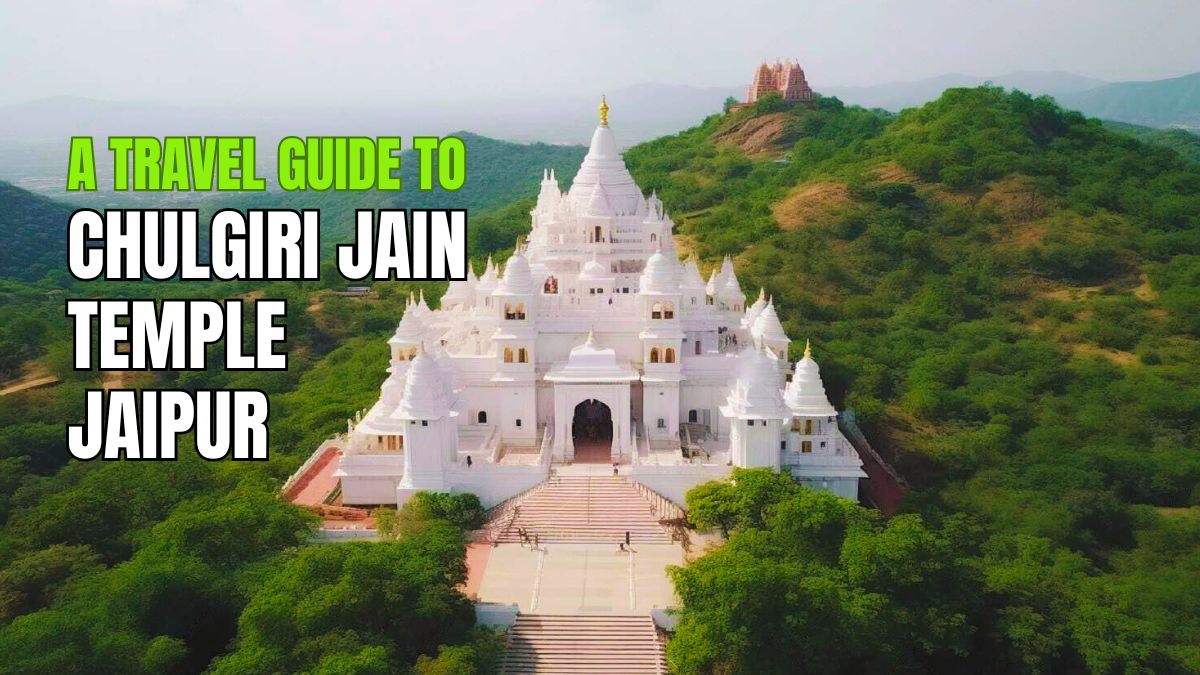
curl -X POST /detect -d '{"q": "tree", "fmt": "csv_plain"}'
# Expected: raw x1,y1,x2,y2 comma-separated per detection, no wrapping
212,527,474,674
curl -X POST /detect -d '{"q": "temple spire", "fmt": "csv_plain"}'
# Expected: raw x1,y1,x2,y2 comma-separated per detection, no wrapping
599,95,609,127
804,338,812,359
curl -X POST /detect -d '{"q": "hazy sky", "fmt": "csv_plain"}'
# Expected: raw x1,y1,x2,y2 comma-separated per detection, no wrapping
2,0,1198,106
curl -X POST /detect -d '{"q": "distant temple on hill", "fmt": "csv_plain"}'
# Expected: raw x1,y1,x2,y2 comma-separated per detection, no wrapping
745,59,814,105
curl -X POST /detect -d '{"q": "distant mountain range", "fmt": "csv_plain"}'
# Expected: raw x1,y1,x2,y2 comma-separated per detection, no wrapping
1,71,1197,198
817,71,1107,114
819,70,1200,129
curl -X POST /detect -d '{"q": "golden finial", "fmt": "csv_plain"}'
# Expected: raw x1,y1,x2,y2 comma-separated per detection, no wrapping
804,338,812,359
599,95,610,127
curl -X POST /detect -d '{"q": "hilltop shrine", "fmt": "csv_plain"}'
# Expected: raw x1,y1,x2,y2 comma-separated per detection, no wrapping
740,58,815,107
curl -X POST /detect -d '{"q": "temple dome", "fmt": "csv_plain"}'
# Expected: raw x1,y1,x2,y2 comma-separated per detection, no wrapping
395,350,453,420
476,257,499,292
718,270,745,305
388,302,425,346
441,265,476,307
496,250,535,294
752,300,788,344
785,341,837,416
639,248,679,293
682,258,707,291
745,288,767,324
545,331,640,383
566,107,642,215
725,346,788,418
579,253,609,280
706,256,734,296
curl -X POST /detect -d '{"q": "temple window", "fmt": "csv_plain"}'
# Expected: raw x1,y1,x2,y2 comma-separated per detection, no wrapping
651,302,663,319
478,411,488,424
595,225,602,242
649,348,660,363
503,348,514,363
688,410,698,423
503,302,526,320
650,233,657,242
515,418,522,427
791,418,802,432
664,302,675,319
665,348,676,363
518,347,528,363
695,340,702,355
802,441,813,453
804,419,813,434
657,418,666,429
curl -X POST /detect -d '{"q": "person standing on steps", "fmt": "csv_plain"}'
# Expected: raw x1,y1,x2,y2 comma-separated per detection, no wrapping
466,455,472,468
625,530,631,548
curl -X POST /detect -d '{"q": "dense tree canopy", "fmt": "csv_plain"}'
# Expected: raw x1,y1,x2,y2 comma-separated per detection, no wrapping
0,86,1198,673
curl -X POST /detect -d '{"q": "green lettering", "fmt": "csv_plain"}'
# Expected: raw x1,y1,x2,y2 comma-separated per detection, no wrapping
189,137,216,191
278,137,306,191
413,136,438,190
377,137,401,191
216,137,239,190
307,137,334,191
133,137,162,191
67,137,97,191
160,137,190,191
241,138,265,190
438,136,466,191
109,137,134,191
348,137,375,190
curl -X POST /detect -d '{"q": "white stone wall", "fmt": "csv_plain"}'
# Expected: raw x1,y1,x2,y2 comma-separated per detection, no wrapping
631,464,733,505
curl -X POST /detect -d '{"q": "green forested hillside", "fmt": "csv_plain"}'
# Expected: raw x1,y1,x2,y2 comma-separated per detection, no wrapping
624,90,1200,672
196,132,585,253
0,183,73,280
1104,120,1200,165
1,89,1199,673
0,131,581,673
0,132,584,283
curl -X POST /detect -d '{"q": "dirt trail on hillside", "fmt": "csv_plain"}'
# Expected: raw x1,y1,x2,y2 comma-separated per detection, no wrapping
712,112,793,156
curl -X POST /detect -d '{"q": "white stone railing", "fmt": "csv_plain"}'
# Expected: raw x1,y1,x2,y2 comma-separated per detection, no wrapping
482,425,503,463
631,479,687,523
538,424,554,466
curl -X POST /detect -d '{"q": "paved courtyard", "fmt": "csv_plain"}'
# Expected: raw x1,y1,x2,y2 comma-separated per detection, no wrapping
475,542,682,613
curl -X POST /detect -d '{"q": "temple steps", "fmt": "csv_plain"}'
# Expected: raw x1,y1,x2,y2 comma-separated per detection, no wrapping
500,614,666,674
489,476,674,545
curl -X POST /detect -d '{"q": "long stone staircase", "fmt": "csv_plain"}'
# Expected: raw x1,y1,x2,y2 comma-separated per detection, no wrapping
487,475,674,545
500,614,667,674
480,475,680,673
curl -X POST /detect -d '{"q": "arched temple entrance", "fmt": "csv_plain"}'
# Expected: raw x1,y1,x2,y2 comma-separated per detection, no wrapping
572,399,613,463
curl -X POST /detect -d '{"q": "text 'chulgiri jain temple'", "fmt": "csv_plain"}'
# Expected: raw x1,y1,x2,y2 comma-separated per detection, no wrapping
334,98,865,508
